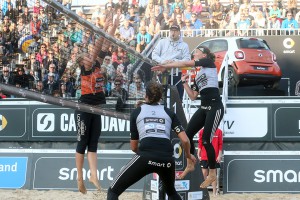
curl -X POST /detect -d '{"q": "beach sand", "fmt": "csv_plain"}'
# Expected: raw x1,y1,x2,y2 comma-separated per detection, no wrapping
1,189,300,200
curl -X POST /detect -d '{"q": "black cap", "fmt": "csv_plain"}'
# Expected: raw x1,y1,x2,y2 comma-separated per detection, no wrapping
169,24,180,31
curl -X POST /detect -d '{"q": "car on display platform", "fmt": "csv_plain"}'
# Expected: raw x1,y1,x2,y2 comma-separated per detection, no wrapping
195,37,282,89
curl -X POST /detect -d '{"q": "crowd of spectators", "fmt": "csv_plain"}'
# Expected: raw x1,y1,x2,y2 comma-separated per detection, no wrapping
0,0,299,100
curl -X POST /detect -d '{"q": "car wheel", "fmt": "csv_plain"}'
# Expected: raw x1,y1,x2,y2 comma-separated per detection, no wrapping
222,66,239,87
264,81,280,90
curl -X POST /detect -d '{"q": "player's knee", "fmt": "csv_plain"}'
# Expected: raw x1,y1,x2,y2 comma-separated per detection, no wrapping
87,142,98,152
76,141,87,154
107,187,119,200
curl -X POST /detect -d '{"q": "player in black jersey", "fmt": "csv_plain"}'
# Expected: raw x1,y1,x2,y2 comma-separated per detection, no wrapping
152,46,224,188
107,81,196,200
75,15,121,194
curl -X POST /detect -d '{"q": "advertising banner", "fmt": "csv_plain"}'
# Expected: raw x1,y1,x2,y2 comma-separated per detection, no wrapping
0,107,27,140
29,104,130,141
0,150,33,189
31,150,143,191
0,149,143,191
273,105,300,140
223,151,300,193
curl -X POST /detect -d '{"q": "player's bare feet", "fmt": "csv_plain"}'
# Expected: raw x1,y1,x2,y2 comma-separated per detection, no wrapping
200,174,216,188
89,176,101,191
77,179,87,194
178,158,195,179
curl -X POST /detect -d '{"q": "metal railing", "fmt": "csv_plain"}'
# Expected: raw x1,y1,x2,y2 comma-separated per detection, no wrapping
160,28,300,38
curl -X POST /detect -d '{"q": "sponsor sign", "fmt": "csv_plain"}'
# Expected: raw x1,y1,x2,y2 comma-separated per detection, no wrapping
274,106,300,139
224,151,300,193
31,107,130,141
223,107,268,138
188,191,203,200
172,138,185,171
0,157,28,188
150,180,158,192
174,180,190,191
0,108,26,138
32,151,143,190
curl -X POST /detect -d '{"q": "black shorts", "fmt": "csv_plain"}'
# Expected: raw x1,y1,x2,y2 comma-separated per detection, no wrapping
200,160,220,169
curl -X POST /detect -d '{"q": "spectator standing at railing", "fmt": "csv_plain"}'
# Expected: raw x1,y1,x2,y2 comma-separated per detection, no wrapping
136,26,152,53
269,3,282,18
152,24,190,99
281,11,299,34
21,6,31,24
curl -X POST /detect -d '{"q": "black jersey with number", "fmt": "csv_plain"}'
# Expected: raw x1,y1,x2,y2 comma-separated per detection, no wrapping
130,104,184,158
